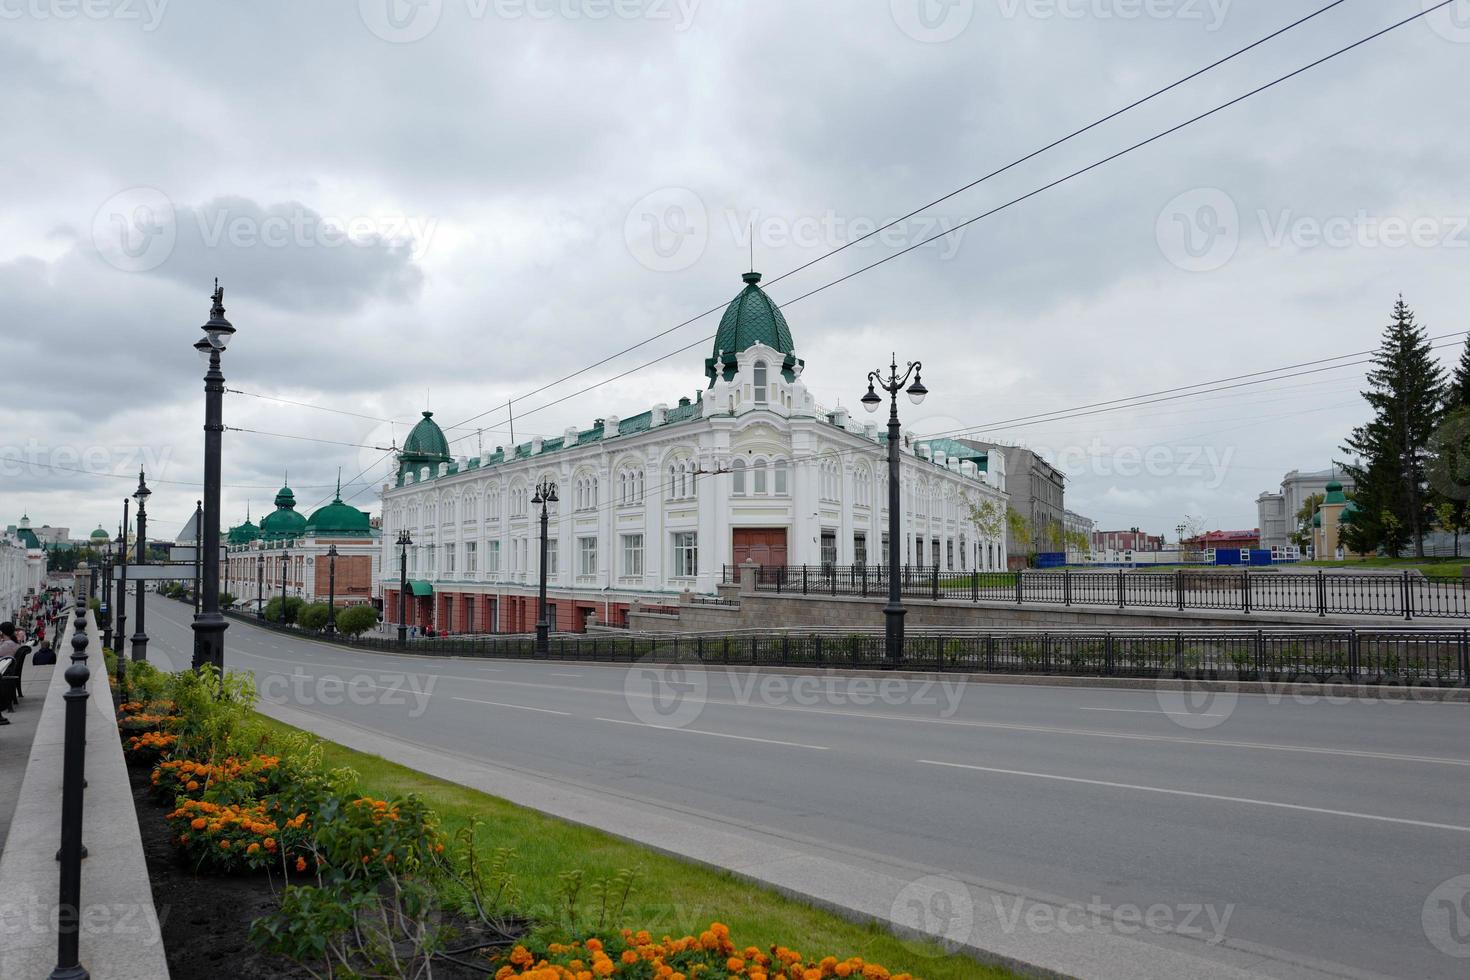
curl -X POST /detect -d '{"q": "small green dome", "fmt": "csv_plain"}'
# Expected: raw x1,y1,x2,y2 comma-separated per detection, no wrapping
1323,479,1347,505
398,411,453,479
705,271,802,385
306,495,372,537
89,525,110,543
260,482,306,541
227,517,260,545
1312,512,1323,528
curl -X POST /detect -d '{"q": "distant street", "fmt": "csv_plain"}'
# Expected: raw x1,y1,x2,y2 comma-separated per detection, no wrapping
143,594,1470,979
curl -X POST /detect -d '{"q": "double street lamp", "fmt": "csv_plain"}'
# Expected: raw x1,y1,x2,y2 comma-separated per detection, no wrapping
191,282,235,672
396,530,412,646
533,479,558,657
326,544,339,634
131,469,150,662
861,354,927,663
115,511,128,690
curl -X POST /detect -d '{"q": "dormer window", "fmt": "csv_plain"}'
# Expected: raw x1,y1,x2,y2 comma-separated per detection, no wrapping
753,361,768,403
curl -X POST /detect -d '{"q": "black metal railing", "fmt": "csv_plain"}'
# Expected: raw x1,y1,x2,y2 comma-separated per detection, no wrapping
721,564,1470,621
224,608,1470,686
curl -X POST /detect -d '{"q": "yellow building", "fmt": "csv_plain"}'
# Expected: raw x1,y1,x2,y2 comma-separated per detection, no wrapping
1310,480,1364,559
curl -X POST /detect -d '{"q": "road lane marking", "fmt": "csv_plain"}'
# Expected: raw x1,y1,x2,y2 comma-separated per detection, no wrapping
918,759,1470,834
1080,707,1227,718
549,672,582,678
453,697,570,716
595,717,829,750
224,650,1470,768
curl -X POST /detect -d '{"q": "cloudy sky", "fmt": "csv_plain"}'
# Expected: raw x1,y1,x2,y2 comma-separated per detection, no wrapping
3,0,1468,542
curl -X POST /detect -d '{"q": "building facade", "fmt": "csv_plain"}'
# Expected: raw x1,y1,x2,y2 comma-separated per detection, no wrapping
959,441,1064,562
1063,509,1094,562
377,270,1010,634
222,484,380,614
1258,468,1356,550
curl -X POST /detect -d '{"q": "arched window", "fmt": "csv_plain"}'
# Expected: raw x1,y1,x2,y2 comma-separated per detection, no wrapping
731,458,746,495
774,459,790,496
753,459,768,495
753,361,768,403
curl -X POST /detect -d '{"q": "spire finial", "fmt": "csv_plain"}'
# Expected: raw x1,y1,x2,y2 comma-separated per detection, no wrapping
335,467,343,502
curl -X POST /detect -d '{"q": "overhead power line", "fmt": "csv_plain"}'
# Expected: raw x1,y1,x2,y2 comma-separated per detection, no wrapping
440,0,1355,439
443,1,1452,448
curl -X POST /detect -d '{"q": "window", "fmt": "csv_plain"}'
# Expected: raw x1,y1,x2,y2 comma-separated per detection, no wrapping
622,534,644,578
881,533,890,566
465,541,477,573
821,530,837,568
946,539,954,571
542,540,558,577
425,544,435,574
753,460,768,494
731,458,746,495
753,360,768,403
487,540,500,574
854,533,867,565
672,531,698,578
774,459,789,495
578,537,598,576
444,546,455,574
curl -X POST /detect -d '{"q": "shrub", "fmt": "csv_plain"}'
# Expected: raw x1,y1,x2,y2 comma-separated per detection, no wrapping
336,605,379,637
297,603,331,631
166,798,309,871
220,591,236,609
264,595,305,624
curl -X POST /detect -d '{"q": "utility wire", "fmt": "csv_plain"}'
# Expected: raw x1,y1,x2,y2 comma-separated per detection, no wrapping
443,1,1450,448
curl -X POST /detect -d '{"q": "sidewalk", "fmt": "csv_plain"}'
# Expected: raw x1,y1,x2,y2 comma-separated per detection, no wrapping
0,657,56,853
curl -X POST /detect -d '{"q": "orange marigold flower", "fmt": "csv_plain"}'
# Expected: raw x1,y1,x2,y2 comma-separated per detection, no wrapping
295,856,307,872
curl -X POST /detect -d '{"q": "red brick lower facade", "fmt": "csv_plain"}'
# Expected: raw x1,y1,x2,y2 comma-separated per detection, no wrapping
380,588,670,635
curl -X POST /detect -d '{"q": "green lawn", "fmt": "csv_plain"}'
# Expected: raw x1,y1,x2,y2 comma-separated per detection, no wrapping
1299,557,1470,579
255,716,1018,980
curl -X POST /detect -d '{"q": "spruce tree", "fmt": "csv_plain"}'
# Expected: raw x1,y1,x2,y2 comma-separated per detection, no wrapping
1340,297,1444,558
1449,335,1470,412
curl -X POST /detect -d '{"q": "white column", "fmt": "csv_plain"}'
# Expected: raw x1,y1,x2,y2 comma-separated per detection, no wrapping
646,456,663,589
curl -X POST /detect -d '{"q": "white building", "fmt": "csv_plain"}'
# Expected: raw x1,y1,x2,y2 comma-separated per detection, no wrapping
1063,509,1095,563
1257,468,1356,550
377,270,1010,634
1,516,47,621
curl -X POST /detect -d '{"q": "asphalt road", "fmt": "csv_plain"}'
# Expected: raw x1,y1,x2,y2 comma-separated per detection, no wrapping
138,595,1470,979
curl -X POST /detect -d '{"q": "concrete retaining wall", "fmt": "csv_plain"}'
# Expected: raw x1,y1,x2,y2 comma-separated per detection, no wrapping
0,610,170,979
629,590,1438,633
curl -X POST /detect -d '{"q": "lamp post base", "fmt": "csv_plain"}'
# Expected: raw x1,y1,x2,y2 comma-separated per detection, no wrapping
191,613,227,672
397,626,407,647
129,634,148,662
535,623,549,657
882,603,906,663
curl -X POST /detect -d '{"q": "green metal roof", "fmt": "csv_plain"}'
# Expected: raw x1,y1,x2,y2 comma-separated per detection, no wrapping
408,579,433,596
705,272,801,385
306,494,373,537
260,483,306,541
89,525,110,542
1323,480,1347,505
226,519,260,545
398,411,453,479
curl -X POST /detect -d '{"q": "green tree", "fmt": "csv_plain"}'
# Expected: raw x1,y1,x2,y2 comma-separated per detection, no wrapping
219,592,236,609
1290,492,1324,550
264,595,304,624
1005,507,1031,556
1341,297,1445,558
297,602,331,631
336,605,379,637
1448,335,1470,412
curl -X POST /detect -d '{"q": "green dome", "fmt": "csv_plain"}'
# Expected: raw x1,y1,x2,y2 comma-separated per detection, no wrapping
399,411,453,479
260,483,306,541
89,525,110,543
306,494,372,537
705,271,802,385
1323,479,1347,505
227,517,260,545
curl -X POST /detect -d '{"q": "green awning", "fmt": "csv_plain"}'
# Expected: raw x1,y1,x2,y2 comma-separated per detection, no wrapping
408,580,433,597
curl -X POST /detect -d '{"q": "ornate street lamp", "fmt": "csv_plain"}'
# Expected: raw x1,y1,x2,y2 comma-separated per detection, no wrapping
280,549,290,624
396,530,412,646
131,469,150,662
101,538,113,650
862,353,926,663
192,282,235,671
326,544,339,634
532,479,558,656
115,511,128,690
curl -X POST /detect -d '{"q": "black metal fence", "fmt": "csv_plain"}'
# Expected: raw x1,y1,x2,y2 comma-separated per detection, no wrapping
723,564,1470,621
226,610,1470,686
